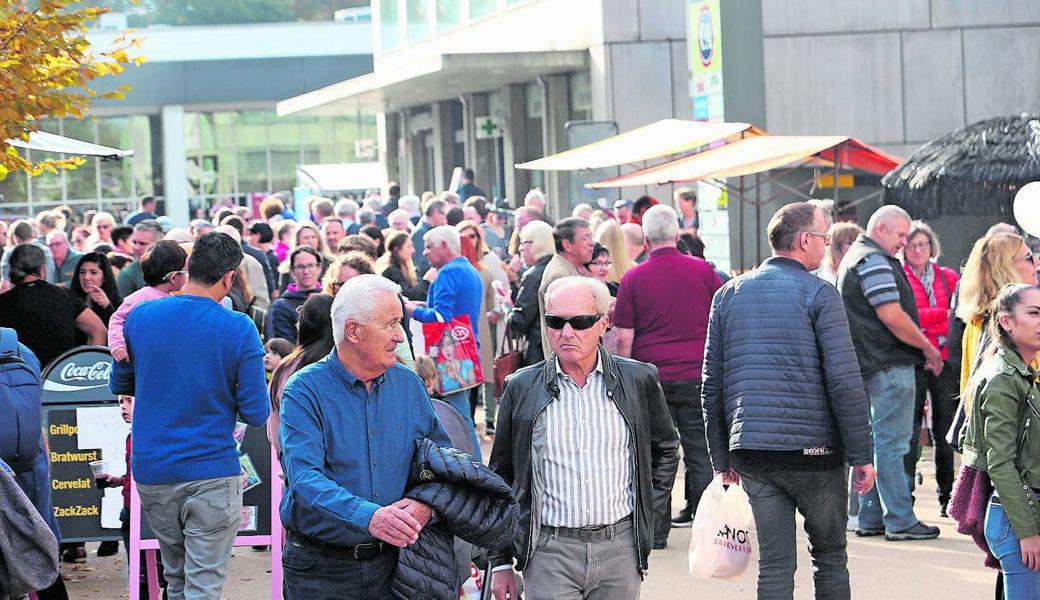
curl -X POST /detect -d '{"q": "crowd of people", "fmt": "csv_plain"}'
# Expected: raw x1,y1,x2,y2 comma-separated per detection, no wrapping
3,177,1040,600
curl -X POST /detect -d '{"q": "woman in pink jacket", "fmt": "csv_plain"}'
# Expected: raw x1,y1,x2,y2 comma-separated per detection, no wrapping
901,221,959,517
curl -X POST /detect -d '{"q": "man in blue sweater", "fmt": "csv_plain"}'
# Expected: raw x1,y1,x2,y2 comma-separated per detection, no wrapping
110,232,269,600
405,225,484,460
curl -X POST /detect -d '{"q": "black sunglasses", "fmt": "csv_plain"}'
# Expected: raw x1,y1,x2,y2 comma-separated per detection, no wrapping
544,313,603,330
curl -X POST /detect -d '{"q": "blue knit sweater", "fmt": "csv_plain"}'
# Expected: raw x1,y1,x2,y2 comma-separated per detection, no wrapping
110,295,269,485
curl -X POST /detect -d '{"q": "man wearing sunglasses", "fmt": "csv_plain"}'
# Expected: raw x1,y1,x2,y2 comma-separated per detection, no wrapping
489,276,679,600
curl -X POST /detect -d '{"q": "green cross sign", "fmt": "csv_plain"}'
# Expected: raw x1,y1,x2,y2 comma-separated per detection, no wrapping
475,116,502,139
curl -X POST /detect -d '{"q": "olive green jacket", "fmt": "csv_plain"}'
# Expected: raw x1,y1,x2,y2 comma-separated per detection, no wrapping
962,347,1040,539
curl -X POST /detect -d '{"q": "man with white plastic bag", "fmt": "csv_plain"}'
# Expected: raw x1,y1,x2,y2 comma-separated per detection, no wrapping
701,202,876,599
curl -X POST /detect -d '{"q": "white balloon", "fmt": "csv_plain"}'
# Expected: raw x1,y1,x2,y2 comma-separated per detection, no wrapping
1014,182,1040,238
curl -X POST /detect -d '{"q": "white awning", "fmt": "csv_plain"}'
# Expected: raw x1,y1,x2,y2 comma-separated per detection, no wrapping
296,162,383,192
514,119,756,171
6,131,134,160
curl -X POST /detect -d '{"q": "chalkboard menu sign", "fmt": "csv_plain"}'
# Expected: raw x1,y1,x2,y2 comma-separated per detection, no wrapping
41,346,124,543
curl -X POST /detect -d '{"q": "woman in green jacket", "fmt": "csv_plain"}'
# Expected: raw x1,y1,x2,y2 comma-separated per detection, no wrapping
969,283,1040,597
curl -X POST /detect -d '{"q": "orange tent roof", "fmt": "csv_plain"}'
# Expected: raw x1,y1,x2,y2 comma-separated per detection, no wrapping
585,135,902,189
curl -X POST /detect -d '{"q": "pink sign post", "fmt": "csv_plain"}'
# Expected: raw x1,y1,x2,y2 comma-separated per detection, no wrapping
127,446,284,600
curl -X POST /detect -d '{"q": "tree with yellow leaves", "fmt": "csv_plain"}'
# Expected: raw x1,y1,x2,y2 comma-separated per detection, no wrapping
0,0,142,180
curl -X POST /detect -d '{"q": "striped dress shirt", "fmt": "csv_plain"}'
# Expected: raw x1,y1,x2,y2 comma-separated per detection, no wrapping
539,358,634,527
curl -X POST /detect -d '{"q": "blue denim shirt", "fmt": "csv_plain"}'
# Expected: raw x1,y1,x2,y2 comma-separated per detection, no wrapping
279,351,452,546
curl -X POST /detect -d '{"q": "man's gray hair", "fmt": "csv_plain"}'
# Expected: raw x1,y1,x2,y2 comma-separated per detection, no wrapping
546,275,612,314
424,225,460,254
641,205,679,245
399,195,421,214
866,205,911,234
356,207,376,226
45,230,68,244
524,188,547,207
331,274,402,346
334,199,359,219
388,208,413,230
135,219,164,238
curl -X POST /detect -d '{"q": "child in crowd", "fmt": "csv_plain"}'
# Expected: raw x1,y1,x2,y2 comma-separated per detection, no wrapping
414,355,438,398
108,240,189,361
99,395,165,594
263,338,293,381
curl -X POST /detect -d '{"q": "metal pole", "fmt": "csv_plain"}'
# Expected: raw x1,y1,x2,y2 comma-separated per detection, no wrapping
738,175,745,271
755,172,762,266
833,141,841,208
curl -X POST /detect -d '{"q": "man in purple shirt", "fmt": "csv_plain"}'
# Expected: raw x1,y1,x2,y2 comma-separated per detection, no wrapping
614,204,721,549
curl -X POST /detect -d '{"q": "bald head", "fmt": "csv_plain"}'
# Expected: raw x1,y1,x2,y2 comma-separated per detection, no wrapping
866,205,912,256
621,222,644,261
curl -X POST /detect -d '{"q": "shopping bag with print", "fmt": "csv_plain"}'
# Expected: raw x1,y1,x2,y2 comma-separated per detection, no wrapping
423,315,484,395
688,475,754,580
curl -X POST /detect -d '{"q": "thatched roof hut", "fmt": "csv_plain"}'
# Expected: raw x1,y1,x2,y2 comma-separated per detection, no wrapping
882,114,1040,219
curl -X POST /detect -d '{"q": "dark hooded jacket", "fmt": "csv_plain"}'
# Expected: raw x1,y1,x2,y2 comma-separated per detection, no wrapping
391,438,518,600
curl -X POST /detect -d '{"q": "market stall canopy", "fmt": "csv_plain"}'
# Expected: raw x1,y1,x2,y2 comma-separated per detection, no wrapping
515,119,757,171
5,131,134,160
585,135,901,189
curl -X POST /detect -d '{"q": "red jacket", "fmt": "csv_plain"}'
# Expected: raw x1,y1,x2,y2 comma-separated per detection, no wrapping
903,262,959,361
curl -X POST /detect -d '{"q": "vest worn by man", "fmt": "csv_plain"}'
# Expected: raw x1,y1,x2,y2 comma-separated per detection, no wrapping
837,235,922,378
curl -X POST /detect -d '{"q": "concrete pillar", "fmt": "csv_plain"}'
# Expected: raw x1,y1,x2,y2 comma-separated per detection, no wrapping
431,100,455,192
501,83,527,206
542,74,570,218
161,105,188,226
381,112,401,189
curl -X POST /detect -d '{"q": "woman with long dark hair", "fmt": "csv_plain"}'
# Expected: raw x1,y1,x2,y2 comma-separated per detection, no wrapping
958,283,1040,598
267,294,336,454
70,252,123,327
376,229,428,301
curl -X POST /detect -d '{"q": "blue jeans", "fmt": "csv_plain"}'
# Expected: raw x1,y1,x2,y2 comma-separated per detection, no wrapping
858,365,918,532
737,465,851,600
442,389,482,462
986,500,1040,599
282,541,397,600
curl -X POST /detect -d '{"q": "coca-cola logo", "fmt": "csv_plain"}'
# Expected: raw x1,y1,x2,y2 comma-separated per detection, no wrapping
59,361,111,384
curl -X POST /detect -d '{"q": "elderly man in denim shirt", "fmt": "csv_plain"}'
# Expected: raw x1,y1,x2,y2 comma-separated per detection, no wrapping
279,274,452,599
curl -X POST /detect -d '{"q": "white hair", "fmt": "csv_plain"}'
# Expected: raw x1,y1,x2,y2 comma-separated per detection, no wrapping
164,228,194,243
641,204,679,245
331,274,402,346
363,198,382,213
45,230,68,244
399,195,421,214
424,225,460,254
524,188,546,208
334,199,359,219
213,224,242,244
356,207,375,226
866,205,911,235
388,208,413,231
571,203,593,217
546,275,612,314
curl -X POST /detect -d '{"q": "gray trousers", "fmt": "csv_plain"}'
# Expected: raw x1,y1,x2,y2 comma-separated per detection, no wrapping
137,476,242,600
523,519,641,600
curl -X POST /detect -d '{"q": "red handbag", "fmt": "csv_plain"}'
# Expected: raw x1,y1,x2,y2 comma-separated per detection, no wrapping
493,324,525,398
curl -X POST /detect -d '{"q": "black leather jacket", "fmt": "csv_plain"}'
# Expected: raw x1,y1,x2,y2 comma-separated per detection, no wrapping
488,347,679,574
508,255,552,366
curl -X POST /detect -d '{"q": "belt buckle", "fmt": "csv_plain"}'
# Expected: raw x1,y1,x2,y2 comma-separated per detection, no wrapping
353,542,380,559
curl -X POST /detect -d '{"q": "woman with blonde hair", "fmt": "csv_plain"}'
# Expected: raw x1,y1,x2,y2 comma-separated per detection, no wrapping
375,229,428,300
817,221,863,285
956,232,1039,394
86,211,116,248
321,252,374,296
508,220,555,366
594,219,634,284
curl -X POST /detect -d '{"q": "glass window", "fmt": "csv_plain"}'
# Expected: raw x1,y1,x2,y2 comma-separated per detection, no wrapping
379,0,400,51
568,71,592,121
523,83,544,190
506,0,526,4
406,0,428,42
469,0,497,20
62,119,99,202
436,0,459,32
98,117,133,203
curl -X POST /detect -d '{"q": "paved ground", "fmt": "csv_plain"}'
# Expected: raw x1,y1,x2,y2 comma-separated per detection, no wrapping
65,427,994,599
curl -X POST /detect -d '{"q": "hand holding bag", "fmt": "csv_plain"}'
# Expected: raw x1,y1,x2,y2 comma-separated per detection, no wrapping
688,475,754,580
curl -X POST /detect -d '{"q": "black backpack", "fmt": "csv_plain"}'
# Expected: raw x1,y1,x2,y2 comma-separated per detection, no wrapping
0,328,42,473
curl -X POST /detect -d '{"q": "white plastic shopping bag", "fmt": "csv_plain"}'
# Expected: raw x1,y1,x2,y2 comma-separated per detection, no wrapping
688,475,754,580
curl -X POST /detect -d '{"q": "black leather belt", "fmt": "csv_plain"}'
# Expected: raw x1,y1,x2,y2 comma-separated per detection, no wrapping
286,531,389,560
544,514,633,543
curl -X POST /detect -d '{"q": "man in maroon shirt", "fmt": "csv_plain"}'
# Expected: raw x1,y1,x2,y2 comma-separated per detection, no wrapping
614,204,722,549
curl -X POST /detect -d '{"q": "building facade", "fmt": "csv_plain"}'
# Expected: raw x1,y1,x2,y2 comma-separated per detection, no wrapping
0,20,375,225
